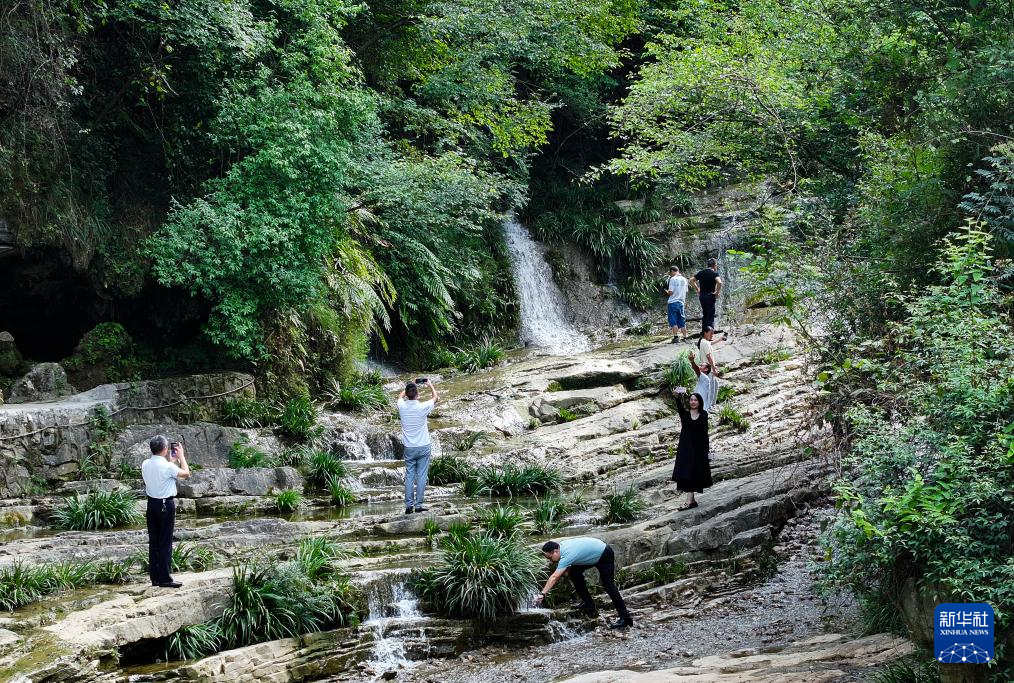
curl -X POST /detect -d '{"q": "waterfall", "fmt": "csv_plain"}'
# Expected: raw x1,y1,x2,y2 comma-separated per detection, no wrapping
360,569,426,676
503,217,590,354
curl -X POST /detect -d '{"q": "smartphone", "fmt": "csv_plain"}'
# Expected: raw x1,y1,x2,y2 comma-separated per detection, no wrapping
415,377,428,384
170,441,179,457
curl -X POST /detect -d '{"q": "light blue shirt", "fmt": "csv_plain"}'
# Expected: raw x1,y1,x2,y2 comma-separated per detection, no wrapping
142,456,180,498
558,537,606,570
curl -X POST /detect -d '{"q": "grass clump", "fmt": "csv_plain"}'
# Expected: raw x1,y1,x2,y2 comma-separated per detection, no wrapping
660,355,696,391
530,495,578,534
546,380,564,392
295,537,349,580
464,463,563,498
219,397,275,428
305,450,349,488
752,347,792,365
412,532,541,621
52,489,140,530
452,431,485,452
0,558,135,611
453,340,505,373
718,405,750,432
228,441,271,468
91,559,133,584
277,393,322,442
324,373,389,412
166,621,224,661
275,490,301,513
602,487,647,524
556,407,579,423
328,480,357,507
475,504,529,539
716,384,737,403
442,521,474,549
115,460,140,480
647,559,689,585
428,455,475,485
871,659,938,683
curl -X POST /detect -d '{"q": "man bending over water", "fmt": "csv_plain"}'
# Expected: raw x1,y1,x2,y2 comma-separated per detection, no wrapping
534,536,633,629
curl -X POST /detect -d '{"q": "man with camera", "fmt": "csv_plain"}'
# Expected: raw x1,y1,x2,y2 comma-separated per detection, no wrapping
141,436,191,588
398,378,439,515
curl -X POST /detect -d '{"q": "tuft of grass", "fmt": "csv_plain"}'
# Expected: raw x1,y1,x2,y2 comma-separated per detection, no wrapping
716,384,737,403
453,340,505,373
466,463,563,498
275,489,301,513
228,441,271,468
475,504,529,539
718,404,750,432
752,347,792,365
412,533,541,621
660,355,697,391
170,542,217,572
452,431,485,452
166,621,223,661
219,398,275,428
602,487,647,524
52,489,141,530
556,407,579,423
872,659,938,683
328,480,356,507
647,559,689,585
115,460,140,480
295,537,348,581
277,393,322,442
530,495,578,534
305,450,349,488
0,562,49,611
423,518,440,546
324,374,389,412
429,455,475,485
0,558,129,611
546,381,564,392
91,559,133,584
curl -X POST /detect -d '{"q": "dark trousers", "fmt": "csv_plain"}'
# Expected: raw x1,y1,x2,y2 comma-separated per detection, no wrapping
699,292,716,330
568,545,631,620
146,496,176,585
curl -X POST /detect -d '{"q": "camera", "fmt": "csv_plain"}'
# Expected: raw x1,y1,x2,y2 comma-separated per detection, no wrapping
415,377,428,385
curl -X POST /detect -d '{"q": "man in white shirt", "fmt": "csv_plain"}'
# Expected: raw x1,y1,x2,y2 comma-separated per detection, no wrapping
665,265,689,343
141,435,191,588
397,379,439,514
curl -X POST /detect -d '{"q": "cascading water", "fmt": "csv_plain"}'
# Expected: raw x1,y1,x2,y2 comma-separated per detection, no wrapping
503,217,591,354
360,569,427,676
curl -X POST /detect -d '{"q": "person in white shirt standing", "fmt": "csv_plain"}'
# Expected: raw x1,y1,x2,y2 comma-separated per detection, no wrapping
141,435,191,588
665,265,689,343
397,379,439,515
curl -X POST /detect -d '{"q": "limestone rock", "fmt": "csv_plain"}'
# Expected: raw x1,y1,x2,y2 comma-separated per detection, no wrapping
176,467,303,498
7,363,76,404
113,422,264,469
0,331,22,376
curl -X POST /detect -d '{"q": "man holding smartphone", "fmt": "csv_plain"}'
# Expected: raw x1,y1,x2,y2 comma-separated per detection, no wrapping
141,435,191,587
397,379,438,514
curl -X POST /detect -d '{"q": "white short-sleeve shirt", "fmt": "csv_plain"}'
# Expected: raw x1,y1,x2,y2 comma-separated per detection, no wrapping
667,275,688,304
397,398,435,448
142,456,181,498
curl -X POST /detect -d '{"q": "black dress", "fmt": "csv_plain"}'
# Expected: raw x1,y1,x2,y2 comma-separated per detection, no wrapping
672,395,712,493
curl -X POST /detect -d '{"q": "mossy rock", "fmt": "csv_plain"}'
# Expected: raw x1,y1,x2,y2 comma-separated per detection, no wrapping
61,322,143,388
0,331,24,376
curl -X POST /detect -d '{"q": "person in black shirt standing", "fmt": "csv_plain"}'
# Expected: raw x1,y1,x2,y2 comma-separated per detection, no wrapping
690,258,722,331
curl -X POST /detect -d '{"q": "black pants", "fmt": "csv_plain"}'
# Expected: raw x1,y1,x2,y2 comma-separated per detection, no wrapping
146,496,176,585
699,292,716,331
568,545,631,620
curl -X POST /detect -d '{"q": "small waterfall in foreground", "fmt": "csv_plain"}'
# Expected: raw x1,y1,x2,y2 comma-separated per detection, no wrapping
503,217,591,354
361,569,426,676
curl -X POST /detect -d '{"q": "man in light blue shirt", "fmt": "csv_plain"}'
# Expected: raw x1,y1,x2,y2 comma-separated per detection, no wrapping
533,536,633,629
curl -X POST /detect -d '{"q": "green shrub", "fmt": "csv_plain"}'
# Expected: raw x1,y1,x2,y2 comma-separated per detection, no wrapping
328,481,356,507
172,542,217,572
556,407,578,422
452,432,485,451
295,537,348,581
460,476,487,497
469,463,563,498
45,561,95,590
52,490,141,530
717,405,750,432
475,504,529,539
716,384,737,403
428,455,475,485
220,398,275,428
305,450,349,488
275,490,301,513
412,533,542,621
91,559,132,584
325,374,389,412
647,559,688,585
443,521,474,549
115,460,140,480
166,621,223,661
602,487,647,524
278,394,322,442
0,563,48,611
530,495,577,534
453,340,505,373
228,442,271,468
660,356,696,391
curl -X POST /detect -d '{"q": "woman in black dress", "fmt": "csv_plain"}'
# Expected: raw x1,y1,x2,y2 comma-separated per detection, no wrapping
671,387,712,511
